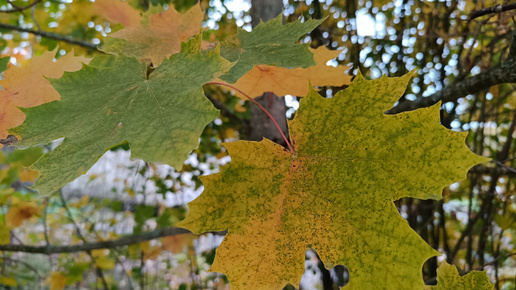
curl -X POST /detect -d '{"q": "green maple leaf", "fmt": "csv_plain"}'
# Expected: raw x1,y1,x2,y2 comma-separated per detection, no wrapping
426,262,493,289
219,15,324,83
10,34,232,195
178,73,489,289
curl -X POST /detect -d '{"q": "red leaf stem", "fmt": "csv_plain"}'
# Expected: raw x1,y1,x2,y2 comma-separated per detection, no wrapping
206,82,295,156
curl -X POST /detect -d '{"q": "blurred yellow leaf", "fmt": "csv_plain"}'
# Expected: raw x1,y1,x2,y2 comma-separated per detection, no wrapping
0,225,10,244
47,272,66,290
234,103,247,113
0,276,17,286
17,167,39,182
95,256,115,270
140,241,150,253
5,198,41,228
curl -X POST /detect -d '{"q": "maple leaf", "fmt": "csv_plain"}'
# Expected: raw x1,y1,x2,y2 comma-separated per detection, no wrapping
47,272,66,290
426,262,493,289
101,5,204,65
218,46,351,98
219,15,324,83
178,73,489,289
162,233,195,254
10,34,232,196
93,0,141,27
0,49,89,141
6,197,41,228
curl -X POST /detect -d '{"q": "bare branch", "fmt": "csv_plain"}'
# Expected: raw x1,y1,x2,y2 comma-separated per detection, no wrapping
387,29,516,114
0,22,97,50
0,228,225,254
469,3,516,20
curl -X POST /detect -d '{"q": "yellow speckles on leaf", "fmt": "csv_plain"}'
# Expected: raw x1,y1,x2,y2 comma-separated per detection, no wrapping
47,272,66,290
179,72,489,289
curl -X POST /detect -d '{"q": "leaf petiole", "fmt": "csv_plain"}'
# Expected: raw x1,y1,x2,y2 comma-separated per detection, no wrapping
206,81,295,156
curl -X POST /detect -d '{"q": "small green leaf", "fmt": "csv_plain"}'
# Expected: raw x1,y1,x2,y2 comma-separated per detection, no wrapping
219,15,324,83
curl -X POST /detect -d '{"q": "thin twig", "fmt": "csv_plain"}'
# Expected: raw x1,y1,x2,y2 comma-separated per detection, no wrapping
59,192,109,290
206,82,295,155
42,197,50,245
0,22,97,49
1,257,42,278
0,228,225,254
1,0,41,13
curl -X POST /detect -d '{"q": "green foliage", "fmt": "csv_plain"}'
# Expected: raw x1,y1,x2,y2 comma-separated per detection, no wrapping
0,0,508,289
11,34,231,195
220,15,324,83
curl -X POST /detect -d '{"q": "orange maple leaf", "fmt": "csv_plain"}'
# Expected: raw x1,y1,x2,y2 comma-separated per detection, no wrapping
0,49,90,141
93,0,141,27
217,46,352,98
162,233,195,254
103,5,204,65
5,198,41,228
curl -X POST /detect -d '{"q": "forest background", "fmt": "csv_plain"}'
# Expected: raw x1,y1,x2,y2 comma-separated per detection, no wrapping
0,0,515,289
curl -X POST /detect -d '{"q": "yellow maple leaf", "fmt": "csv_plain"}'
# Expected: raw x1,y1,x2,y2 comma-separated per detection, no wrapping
217,46,352,98
5,198,41,228
179,73,488,289
102,5,204,65
17,167,39,182
47,272,66,290
0,49,90,140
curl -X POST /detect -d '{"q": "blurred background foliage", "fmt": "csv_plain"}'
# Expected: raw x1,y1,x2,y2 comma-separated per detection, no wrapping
0,0,516,289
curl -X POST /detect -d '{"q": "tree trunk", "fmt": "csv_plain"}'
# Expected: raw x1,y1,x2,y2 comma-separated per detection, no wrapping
248,0,288,146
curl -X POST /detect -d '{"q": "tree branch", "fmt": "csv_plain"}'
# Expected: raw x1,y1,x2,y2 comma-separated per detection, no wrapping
469,3,516,20
0,22,97,50
0,228,225,254
387,29,516,114
1,0,41,13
